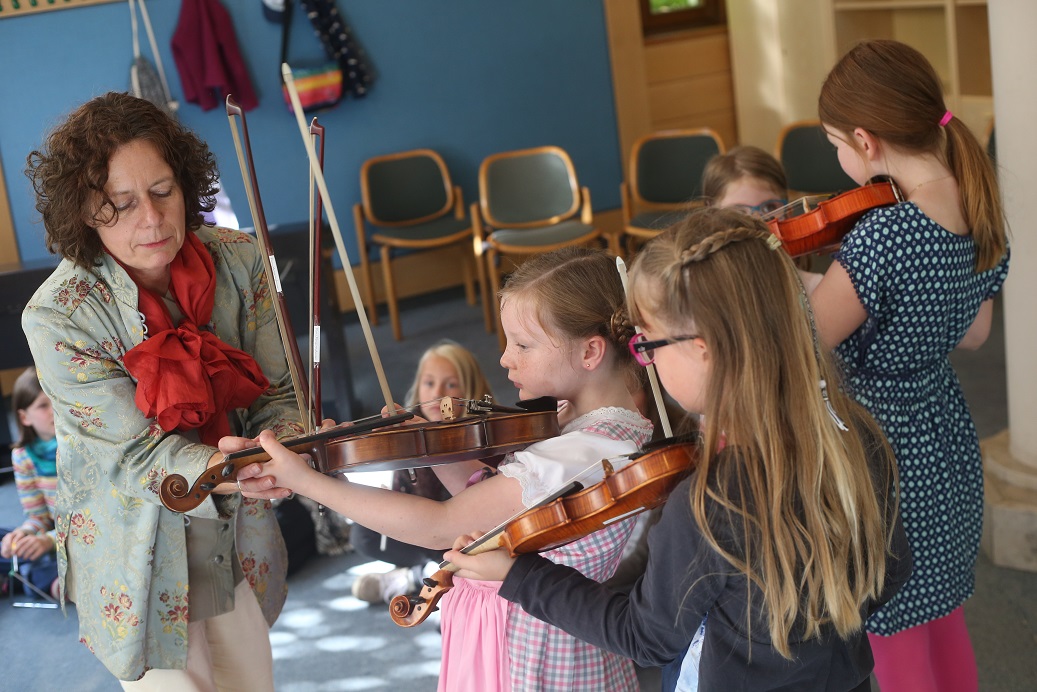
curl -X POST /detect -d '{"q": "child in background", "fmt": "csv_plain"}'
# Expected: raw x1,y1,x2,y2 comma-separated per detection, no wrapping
0,367,59,600
447,207,912,692
234,247,654,691
702,144,787,216
808,39,1010,692
351,339,494,605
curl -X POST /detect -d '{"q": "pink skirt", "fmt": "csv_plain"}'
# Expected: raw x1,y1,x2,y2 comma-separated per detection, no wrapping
438,576,511,692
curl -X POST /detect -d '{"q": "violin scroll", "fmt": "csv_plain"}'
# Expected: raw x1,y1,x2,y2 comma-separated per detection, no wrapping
389,569,454,628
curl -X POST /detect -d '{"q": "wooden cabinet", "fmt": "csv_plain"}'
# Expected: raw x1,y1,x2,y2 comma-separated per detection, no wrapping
828,0,993,137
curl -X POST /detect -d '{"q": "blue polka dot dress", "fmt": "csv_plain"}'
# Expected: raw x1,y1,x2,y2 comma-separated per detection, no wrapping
833,202,1009,636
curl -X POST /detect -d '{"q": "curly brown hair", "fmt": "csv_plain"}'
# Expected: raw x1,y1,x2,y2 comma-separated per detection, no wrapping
25,92,219,268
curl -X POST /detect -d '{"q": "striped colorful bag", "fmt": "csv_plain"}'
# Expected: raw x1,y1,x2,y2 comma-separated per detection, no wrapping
278,0,344,112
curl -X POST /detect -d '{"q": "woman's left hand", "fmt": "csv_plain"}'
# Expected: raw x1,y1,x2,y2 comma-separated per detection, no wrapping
444,532,518,582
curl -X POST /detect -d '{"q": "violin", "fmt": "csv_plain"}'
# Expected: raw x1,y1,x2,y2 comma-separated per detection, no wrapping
388,436,699,628
158,397,561,513
764,177,903,257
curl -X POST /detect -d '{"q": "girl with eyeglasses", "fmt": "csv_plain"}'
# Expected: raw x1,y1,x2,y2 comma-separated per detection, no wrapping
703,145,788,218
447,207,912,692
232,247,653,691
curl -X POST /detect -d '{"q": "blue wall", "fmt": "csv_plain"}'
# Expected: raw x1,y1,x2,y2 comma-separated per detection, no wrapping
0,0,621,265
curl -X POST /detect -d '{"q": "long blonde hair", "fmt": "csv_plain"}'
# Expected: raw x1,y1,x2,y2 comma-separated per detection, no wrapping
627,207,898,657
404,339,493,408
819,39,1006,272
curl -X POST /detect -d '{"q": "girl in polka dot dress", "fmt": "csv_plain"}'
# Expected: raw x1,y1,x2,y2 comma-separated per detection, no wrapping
807,40,1010,692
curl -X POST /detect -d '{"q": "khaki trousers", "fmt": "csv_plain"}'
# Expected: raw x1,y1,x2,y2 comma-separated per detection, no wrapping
120,580,274,692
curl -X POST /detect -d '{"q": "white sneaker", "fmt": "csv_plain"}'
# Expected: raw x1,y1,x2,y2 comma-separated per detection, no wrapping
351,566,419,604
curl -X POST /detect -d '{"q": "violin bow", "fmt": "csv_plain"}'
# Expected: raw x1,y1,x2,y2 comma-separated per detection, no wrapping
226,96,311,429
308,117,326,426
281,63,397,415
616,257,672,438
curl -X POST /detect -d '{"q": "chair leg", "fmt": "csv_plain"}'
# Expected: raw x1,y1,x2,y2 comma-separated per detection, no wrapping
475,239,493,333
354,205,378,326
487,249,506,351
460,243,476,306
360,253,378,326
380,246,402,341
606,230,623,259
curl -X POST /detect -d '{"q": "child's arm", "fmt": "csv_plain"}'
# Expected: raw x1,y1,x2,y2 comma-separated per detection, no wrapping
956,299,994,350
236,431,527,549
808,261,868,349
449,476,720,668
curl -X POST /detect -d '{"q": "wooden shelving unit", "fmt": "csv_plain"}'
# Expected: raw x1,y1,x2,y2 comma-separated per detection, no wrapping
829,0,993,136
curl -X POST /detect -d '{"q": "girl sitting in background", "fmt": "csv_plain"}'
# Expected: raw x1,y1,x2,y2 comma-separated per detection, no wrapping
350,339,494,605
0,366,60,600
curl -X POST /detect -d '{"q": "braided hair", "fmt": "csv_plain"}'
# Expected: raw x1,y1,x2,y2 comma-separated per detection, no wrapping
627,207,898,659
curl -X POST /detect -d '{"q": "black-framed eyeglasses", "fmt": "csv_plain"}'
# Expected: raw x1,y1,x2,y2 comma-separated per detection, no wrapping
628,332,700,367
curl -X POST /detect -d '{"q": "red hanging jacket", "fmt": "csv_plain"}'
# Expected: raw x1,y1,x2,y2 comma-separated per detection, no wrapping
171,0,258,111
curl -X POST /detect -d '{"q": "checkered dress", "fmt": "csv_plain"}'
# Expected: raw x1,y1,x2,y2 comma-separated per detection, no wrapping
439,408,653,691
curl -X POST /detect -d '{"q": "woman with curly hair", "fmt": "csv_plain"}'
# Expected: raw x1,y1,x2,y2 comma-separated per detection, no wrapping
23,92,303,689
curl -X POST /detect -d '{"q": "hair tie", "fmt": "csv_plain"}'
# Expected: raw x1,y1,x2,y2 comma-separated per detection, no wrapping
939,110,953,127
765,234,783,251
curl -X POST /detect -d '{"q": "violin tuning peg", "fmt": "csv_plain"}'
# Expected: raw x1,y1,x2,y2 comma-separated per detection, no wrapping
199,482,216,491
421,576,438,588
220,463,236,478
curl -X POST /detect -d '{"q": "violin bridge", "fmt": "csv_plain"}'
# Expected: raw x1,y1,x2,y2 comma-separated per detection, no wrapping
601,459,615,477
440,397,458,421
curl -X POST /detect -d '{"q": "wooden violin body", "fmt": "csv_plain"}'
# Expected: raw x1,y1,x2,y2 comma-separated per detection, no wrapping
389,437,699,627
765,178,903,257
322,398,559,477
159,397,560,513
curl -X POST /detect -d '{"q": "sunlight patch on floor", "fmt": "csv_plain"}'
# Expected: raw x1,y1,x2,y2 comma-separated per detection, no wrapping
388,660,441,679
279,607,326,629
314,634,389,652
327,595,371,612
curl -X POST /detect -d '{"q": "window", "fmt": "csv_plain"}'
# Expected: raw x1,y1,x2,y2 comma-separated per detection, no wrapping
639,0,726,34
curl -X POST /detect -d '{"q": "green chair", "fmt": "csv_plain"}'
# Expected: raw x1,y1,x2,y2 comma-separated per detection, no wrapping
472,146,600,348
776,120,857,197
353,149,476,341
621,128,725,255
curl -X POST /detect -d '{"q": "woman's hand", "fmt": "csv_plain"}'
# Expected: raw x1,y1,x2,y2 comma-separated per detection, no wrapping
235,430,321,501
1,529,54,561
444,532,518,582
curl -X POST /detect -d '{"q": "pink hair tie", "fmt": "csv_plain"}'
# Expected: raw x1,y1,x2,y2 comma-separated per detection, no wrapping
939,110,953,127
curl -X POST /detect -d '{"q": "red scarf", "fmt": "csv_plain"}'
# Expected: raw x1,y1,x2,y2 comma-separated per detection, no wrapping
122,233,270,445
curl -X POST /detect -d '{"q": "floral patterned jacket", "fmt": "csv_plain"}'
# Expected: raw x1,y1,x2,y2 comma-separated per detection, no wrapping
22,227,303,681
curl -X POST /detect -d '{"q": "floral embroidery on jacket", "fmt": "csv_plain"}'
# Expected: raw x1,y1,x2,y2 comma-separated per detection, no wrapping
68,401,106,432
68,509,99,545
157,583,190,638
99,581,142,640
54,275,101,312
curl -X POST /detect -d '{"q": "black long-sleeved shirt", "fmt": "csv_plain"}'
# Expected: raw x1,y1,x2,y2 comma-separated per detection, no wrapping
499,444,911,691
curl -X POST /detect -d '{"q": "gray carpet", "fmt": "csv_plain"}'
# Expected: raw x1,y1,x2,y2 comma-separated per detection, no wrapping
2,289,1034,691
